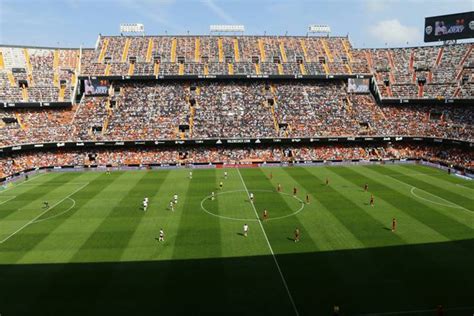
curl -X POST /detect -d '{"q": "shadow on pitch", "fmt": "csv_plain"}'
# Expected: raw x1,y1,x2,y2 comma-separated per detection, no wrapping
0,239,473,316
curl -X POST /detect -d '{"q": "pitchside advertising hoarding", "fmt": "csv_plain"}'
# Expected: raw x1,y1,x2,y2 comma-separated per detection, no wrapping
424,11,474,42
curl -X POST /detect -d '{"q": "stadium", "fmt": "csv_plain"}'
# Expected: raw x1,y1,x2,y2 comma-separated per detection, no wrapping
0,2,473,315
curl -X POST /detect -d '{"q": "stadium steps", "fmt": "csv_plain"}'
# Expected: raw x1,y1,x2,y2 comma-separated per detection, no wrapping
389,72,395,85
218,38,224,62
459,45,472,66
102,100,112,134
268,84,280,133
189,103,195,137
23,49,32,73
456,46,472,80
59,85,66,101
233,38,240,62
321,39,334,62
408,50,414,71
418,84,423,98
0,51,4,69
98,38,109,63
71,72,77,87
228,63,234,75
299,63,306,75
345,64,352,75
21,86,28,102
255,63,261,75
53,73,59,87
121,38,131,63
279,40,288,63
322,63,329,75
195,38,200,62
386,50,398,83
53,50,59,69
299,39,310,62
171,38,177,63
146,39,153,63
435,46,444,66
128,63,135,76
7,72,16,87
270,105,279,133
341,38,353,63
386,85,393,97
453,86,461,97
346,96,353,114
154,62,160,75
258,39,266,62
27,73,34,87
104,63,111,76
277,64,283,75
179,63,184,75
15,113,25,130
365,50,374,70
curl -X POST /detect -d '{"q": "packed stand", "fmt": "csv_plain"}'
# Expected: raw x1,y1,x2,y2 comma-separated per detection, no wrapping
1,143,472,179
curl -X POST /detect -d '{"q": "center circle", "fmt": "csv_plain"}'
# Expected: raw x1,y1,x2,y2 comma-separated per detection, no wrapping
200,189,305,222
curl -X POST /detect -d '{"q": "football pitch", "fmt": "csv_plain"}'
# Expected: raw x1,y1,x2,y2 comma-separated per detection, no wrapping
0,164,473,315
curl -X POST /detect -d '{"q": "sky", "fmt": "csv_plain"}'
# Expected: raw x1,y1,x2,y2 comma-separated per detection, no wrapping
0,0,472,48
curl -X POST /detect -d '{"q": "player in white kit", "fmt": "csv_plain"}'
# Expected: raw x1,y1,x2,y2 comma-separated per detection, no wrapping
159,229,165,242
243,224,249,237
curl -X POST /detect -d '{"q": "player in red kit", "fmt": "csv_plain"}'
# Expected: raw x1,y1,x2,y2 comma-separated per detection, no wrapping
370,194,374,207
293,187,297,196
262,209,268,221
392,218,397,232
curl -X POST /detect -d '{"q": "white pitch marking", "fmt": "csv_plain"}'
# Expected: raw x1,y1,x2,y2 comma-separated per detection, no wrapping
236,168,300,316
0,173,47,195
33,197,76,223
0,182,89,244
410,187,464,209
456,183,474,190
385,175,472,214
200,189,305,222
0,196,16,206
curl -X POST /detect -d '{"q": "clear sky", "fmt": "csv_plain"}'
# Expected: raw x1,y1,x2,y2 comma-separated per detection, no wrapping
0,0,472,48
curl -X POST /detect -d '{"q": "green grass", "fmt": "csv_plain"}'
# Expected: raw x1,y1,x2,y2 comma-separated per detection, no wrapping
0,164,473,315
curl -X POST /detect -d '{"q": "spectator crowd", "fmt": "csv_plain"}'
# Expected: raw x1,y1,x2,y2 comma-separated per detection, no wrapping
1,144,472,179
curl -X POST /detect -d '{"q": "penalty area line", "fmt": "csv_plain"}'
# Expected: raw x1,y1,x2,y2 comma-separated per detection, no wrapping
385,174,472,214
0,172,47,195
236,168,300,316
0,196,17,206
0,182,89,244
